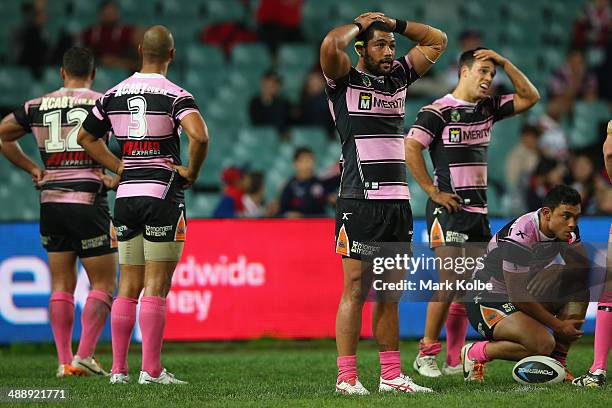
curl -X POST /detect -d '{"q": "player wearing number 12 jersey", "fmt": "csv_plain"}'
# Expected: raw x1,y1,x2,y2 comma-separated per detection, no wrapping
78,25,209,385
0,47,118,378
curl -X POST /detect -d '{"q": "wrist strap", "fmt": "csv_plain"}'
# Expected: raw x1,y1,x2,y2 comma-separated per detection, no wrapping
394,19,407,34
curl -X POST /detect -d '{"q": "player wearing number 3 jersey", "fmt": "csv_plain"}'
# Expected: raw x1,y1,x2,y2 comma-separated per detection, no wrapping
0,47,118,378
78,25,209,385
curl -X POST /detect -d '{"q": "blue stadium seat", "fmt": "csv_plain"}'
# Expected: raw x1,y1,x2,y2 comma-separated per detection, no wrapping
277,43,317,68
202,0,247,23
231,44,271,68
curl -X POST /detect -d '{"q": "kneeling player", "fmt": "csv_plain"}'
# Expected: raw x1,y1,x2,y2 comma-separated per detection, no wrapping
573,121,612,388
0,47,117,377
461,185,588,381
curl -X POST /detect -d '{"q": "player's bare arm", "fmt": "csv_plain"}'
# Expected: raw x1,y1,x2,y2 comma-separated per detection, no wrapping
168,112,209,188
505,270,583,341
405,138,461,213
0,113,44,184
474,49,540,114
604,120,612,179
320,12,385,80
77,128,123,175
380,16,447,76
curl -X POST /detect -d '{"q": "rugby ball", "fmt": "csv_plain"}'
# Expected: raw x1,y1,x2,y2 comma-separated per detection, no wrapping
512,356,565,385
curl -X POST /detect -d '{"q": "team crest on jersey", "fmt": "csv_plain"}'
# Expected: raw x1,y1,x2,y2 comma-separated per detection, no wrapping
336,224,350,256
450,110,461,122
449,127,461,143
174,211,186,242
430,217,445,248
358,92,372,110
480,306,506,328
361,74,372,87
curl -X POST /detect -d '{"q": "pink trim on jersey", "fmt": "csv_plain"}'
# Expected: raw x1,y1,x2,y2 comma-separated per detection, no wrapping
450,165,487,188
499,94,514,106
117,183,167,199
42,169,101,183
436,94,476,108
367,184,410,199
355,138,405,161
345,86,406,116
41,190,97,204
407,126,433,147
92,105,105,120
176,109,198,122
109,113,174,137
462,205,487,214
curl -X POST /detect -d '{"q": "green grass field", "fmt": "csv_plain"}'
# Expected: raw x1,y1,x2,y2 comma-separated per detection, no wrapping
0,338,609,407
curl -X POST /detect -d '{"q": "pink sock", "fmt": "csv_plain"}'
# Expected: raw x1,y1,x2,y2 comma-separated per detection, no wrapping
111,296,137,375
590,301,612,372
467,341,490,363
49,292,75,365
337,355,357,383
445,303,468,366
418,340,442,357
379,351,401,380
76,290,111,358
139,296,166,378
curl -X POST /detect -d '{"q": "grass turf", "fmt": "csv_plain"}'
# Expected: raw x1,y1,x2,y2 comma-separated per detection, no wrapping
0,338,609,407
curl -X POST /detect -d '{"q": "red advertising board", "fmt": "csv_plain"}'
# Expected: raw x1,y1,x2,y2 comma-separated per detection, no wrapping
164,219,373,340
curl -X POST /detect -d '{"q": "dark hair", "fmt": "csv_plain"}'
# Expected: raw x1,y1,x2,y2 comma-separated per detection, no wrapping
534,157,559,177
542,185,581,209
355,21,393,46
521,123,540,138
247,172,264,194
62,47,95,78
294,146,313,161
458,47,490,75
262,69,282,83
98,0,116,11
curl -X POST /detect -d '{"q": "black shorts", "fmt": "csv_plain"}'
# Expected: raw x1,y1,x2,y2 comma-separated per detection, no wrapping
334,198,413,260
40,197,118,258
114,197,186,243
465,292,519,340
425,199,492,248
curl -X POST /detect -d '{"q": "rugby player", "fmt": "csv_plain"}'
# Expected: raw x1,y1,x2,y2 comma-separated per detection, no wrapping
461,185,588,381
0,47,118,377
321,11,447,394
573,120,612,388
77,25,209,385
406,48,540,377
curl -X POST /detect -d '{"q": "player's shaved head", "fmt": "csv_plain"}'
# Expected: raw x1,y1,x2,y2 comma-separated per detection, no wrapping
141,25,175,63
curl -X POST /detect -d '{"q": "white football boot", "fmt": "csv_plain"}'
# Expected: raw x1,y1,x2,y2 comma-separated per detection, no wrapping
110,373,130,384
461,343,485,382
335,377,370,395
71,355,109,376
441,362,463,375
138,369,188,384
413,353,442,377
379,373,434,393
572,369,606,388
56,364,85,378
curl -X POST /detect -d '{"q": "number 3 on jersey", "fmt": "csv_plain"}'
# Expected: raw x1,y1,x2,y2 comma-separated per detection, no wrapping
43,108,89,153
127,95,148,139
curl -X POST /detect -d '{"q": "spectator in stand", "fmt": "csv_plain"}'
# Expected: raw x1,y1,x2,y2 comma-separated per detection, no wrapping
572,0,610,51
537,97,571,160
13,1,49,79
255,0,304,56
547,48,598,103
249,70,292,138
278,147,328,218
212,166,247,218
80,0,141,71
566,153,599,214
296,69,334,136
242,172,267,218
505,124,542,214
525,158,566,211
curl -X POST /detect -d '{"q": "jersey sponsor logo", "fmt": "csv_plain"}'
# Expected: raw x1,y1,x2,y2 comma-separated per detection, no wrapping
358,92,372,110
114,83,169,97
480,305,507,329
446,230,468,243
463,128,491,141
175,211,186,242
351,241,380,256
430,217,445,248
123,141,161,156
145,225,173,238
336,224,350,256
373,96,405,110
449,127,461,143
46,151,95,167
364,181,379,190
39,96,96,111
115,225,128,238
81,234,109,250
